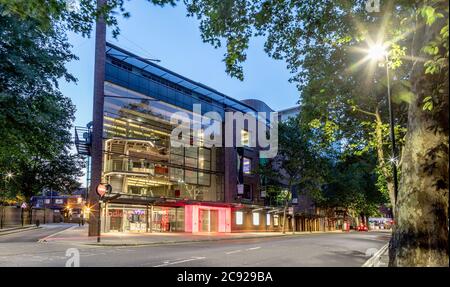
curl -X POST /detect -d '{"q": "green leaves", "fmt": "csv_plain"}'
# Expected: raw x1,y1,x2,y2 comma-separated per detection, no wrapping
0,9,83,200
420,5,444,26
422,96,434,111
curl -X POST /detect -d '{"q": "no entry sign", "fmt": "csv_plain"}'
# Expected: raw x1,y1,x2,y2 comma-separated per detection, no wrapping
96,184,107,198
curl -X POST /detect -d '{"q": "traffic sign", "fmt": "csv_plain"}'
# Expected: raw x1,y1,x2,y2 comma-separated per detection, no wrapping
21,202,27,209
96,184,107,198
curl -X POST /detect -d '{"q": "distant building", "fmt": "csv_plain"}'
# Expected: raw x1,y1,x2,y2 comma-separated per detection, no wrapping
30,191,86,223
278,105,300,122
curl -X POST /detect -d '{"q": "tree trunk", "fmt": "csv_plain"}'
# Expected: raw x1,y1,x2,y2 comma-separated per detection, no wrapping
282,199,288,234
390,14,449,266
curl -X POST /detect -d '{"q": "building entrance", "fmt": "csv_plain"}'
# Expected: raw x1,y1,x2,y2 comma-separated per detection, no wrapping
199,209,219,232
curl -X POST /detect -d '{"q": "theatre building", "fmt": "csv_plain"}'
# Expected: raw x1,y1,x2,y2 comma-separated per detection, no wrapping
76,42,283,233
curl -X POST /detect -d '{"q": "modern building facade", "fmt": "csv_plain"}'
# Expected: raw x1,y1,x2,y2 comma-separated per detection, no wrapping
278,105,300,122
77,43,284,233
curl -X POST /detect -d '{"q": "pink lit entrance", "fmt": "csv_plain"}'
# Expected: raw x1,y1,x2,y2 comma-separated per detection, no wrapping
185,205,231,233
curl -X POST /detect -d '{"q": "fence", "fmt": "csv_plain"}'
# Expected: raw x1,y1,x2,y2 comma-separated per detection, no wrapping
0,206,64,228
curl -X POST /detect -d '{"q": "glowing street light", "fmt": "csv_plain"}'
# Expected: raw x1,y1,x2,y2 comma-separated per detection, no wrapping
367,43,387,62
367,42,399,204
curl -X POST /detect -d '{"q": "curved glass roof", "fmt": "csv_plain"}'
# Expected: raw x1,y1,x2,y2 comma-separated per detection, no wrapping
106,42,258,115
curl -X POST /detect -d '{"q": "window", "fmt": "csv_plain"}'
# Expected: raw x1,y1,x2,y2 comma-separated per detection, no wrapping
266,213,271,226
243,184,252,199
252,212,260,226
236,211,243,225
243,157,251,174
185,170,198,184
198,172,211,186
274,215,279,226
241,129,250,147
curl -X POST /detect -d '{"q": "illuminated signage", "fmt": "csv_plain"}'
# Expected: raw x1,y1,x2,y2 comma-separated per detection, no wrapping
243,157,251,174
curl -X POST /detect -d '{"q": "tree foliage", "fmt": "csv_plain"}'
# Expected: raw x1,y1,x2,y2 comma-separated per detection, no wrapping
0,7,84,201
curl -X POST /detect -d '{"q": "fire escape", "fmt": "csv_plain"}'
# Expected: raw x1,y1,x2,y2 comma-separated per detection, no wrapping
75,123,92,198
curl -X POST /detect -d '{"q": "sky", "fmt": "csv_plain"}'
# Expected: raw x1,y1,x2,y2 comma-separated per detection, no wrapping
59,1,299,129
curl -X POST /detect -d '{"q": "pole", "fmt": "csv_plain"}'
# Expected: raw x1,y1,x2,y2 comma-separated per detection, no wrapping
1,180,5,229
88,0,107,237
385,55,399,204
97,201,102,243
43,190,46,224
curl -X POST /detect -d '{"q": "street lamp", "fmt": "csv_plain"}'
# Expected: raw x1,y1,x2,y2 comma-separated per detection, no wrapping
367,43,399,205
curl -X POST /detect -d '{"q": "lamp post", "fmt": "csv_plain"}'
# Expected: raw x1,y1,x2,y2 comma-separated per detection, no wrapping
367,44,399,204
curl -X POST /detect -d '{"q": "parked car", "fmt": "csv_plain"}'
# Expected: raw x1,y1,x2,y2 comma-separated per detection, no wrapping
357,224,368,232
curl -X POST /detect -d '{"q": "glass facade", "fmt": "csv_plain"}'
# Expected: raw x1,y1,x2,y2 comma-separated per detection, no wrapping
102,82,224,202
103,204,185,233
93,43,282,233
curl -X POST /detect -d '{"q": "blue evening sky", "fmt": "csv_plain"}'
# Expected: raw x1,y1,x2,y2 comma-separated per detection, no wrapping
59,1,299,129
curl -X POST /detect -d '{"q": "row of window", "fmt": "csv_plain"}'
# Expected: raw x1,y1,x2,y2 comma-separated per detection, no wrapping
105,63,226,117
235,211,280,226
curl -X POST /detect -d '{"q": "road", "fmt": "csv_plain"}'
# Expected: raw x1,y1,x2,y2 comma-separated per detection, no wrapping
0,227,389,267
0,224,75,243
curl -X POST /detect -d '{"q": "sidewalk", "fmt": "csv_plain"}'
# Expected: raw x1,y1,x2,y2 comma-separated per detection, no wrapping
39,225,345,246
362,243,389,267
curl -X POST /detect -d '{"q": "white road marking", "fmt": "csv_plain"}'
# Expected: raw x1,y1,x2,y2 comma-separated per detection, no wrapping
153,256,205,267
225,249,242,255
246,246,261,251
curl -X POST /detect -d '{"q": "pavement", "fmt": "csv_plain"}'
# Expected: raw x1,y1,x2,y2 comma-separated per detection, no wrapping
0,223,391,267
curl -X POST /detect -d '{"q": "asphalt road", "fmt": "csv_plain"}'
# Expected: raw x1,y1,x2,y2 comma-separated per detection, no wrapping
0,227,390,267
0,224,76,243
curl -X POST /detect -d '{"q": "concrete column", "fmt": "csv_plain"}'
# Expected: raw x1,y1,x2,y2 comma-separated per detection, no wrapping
88,0,107,237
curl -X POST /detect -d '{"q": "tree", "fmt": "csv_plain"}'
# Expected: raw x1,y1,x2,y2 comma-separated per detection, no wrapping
3,0,447,266
318,152,388,225
177,0,448,267
0,8,84,203
259,116,325,233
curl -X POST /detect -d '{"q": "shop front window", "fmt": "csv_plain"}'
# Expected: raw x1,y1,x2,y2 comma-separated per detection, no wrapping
236,211,243,225
274,215,279,226
252,212,260,226
125,209,146,232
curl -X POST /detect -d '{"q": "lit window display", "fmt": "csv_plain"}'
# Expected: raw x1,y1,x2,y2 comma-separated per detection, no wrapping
266,213,271,226
253,212,260,226
274,215,279,226
236,211,243,225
